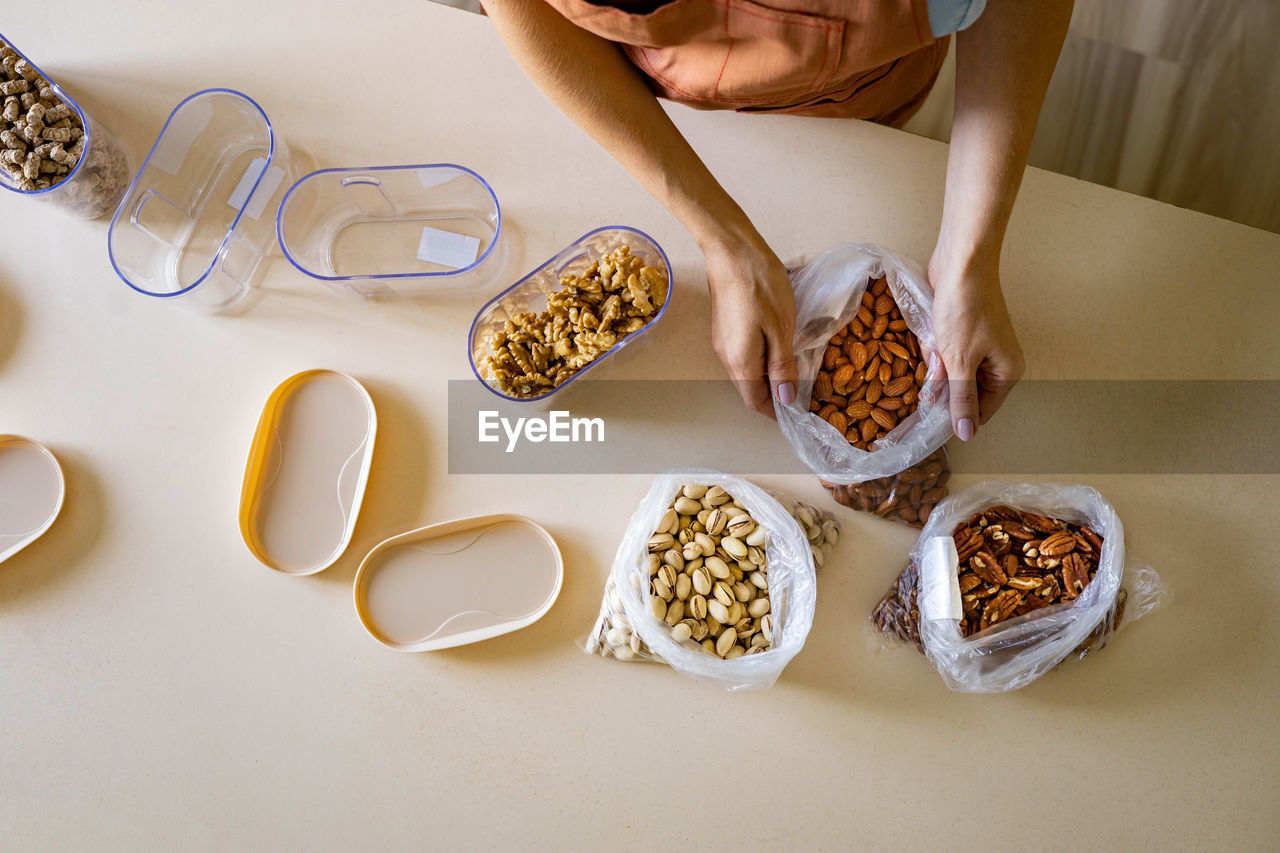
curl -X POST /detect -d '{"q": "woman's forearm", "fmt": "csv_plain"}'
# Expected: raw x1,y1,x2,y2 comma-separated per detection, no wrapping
936,0,1074,273
481,0,761,250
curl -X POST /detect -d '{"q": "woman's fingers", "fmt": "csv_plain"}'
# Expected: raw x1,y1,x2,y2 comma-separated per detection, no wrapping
765,325,798,411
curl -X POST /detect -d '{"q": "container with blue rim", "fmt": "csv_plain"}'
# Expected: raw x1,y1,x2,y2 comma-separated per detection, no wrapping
468,226,672,403
107,88,294,312
276,163,504,298
0,31,130,220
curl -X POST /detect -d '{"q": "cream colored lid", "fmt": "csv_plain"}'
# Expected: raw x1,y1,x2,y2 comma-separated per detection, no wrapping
0,435,65,565
354,514,563,651
239,370,376,575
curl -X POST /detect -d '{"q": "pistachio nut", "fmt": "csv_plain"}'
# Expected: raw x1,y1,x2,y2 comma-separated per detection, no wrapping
708,599,730,625
721,536,748,560
673,496,702,516
670,621,694,642
748,598,770,618
712,581,734,607
692,567,712,596
689,594,708,620
705,556,731,580
705,485,731,506
715,627,738,656
650,596,667,621
705,508,728,536
675,574,692,601
682,484,709,500
648,533,675,553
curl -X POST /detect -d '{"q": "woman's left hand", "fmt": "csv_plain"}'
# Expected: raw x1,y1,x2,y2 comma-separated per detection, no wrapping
928,253,1025,441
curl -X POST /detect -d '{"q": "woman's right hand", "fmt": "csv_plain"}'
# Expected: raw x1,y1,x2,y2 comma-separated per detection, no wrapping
701,233,799,419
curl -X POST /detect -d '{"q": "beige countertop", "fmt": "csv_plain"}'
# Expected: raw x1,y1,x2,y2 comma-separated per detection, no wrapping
1,1,1277,849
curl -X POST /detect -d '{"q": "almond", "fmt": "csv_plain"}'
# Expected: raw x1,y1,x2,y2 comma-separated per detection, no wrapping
874,294,895,316
881,340,911,360
832,363,855,392
813,372,834,400
847,340,868,370
823,345,841,371
870,407,896,431
825,410,848,434
883,376,914,397
846,400,872,420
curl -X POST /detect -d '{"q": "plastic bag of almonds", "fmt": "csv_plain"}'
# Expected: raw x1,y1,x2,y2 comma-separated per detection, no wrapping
875,481,1167,692
774,244,954,526
584,469,838,690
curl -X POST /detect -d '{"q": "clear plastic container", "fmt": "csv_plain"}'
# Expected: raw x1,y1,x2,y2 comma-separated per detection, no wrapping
468,226,672,403
0,32,130,220
276,163,504,298
107,89,294,313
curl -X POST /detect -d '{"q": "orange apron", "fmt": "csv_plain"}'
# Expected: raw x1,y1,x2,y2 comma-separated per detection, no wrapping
541,0,949,125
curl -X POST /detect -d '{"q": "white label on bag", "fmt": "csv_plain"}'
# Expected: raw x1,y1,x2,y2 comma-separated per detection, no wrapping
416,225,480,270
919,536,963,622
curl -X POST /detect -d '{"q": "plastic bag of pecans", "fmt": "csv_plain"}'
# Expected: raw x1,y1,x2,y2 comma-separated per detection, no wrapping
875,481,1168,692
774,244,954,526
583,469,838,691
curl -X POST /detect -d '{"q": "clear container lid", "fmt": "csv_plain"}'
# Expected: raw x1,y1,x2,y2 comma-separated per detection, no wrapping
0,435,65,565
107,88,293,311
353,514,564,651
468,226,672,403
276,163,505,298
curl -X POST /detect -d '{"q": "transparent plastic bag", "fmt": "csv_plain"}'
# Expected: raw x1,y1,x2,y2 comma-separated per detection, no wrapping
583,469,838,691
822,446,950,527
774,243,952,485
896,481,1168,693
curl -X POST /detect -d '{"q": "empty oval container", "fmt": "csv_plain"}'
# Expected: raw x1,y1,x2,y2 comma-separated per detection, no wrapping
108,89,294,312
0,32,130,220
354,514,563,651
276,164,504,298
0,435,65,565
239,370,376,575
468,226,671,403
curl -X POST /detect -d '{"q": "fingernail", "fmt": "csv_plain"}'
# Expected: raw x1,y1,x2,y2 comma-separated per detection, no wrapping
956,418,975,441
776,382,796,406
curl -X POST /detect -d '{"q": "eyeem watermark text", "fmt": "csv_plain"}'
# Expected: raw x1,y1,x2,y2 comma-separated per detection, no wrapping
478,410,605,453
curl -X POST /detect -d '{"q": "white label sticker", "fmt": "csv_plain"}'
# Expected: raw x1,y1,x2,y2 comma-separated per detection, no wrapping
416,226,480,270
919,536,963,622
226,159,285,221
243,165,285,221
227,157,267,213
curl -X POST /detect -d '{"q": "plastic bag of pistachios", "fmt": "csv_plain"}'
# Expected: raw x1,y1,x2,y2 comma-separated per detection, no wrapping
889,481,1168,693
774,244,954,523
584,469,838,691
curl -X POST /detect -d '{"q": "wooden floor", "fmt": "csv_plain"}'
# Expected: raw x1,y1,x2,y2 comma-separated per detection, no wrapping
904,0,1280,233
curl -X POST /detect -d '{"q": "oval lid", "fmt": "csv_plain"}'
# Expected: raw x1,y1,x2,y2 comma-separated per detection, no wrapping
239,370,376,575
0,435,66,564
354,514,564,651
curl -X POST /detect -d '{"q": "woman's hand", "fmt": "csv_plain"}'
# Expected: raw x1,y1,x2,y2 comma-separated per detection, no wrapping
702,234,798,418
928,252,1024,441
